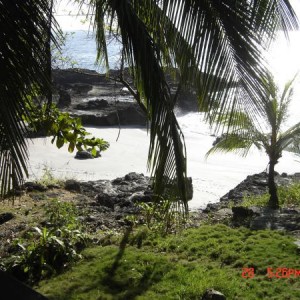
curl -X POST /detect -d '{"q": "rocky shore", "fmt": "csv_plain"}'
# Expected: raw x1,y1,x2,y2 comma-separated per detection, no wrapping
203,171,300,233
52,68,199,127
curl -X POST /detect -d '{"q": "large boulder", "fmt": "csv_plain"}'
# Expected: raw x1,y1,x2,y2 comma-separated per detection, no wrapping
74,150,101,160
75,99,108,110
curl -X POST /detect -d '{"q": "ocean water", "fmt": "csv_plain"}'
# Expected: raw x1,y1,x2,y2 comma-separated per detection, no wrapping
57,30,121,72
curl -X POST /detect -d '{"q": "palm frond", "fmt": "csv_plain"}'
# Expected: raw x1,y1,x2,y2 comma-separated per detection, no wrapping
206,134,254,158
0,0,58,197
278,122,300,152
93,0,188,212
91,0,298,212
135,1,298,128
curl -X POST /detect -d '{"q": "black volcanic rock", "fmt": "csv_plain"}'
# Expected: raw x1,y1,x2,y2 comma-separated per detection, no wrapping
75,99,109,110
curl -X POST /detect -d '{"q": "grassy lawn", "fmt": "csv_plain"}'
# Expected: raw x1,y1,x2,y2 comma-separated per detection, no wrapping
36,224,300,299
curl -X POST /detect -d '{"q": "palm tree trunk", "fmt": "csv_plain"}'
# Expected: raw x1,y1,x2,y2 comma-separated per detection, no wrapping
268,160,279,209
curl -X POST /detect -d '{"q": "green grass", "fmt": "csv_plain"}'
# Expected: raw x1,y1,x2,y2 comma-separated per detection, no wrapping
236,182,300,208
36,224,300,299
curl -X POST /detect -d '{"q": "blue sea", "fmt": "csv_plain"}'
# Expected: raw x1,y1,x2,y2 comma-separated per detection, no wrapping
58,30,121,72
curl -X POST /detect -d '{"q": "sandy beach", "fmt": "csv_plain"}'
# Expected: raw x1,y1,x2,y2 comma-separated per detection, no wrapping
27,120,300,210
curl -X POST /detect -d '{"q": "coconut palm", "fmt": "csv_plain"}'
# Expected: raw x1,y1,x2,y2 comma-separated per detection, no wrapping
207,73,300,208
90,0,298,212
1,1,298,214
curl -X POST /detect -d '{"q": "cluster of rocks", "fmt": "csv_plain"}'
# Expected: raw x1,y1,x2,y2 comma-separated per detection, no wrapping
53,68,147,126
204,172,300,212
63,172,193,231
67,172,151,207
52,68,199,127
202,171,300,233
231,206,300,231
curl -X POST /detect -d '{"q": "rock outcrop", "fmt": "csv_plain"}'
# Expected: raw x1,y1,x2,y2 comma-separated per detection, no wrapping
52,68,147,126
219,172,300,203
52,68,200,127
78,172,193,211
203,172,300,232
70,172,193,231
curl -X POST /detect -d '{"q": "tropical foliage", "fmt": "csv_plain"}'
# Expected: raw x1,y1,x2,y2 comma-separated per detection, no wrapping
2,200,88,284
24,99,109,156
1,0,299,213
90,0,298,212
0,0,58,196
207,73,300,208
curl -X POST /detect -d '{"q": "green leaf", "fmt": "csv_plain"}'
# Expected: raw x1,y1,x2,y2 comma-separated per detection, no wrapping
52,237,65,248
68,142,75,153
90,147,97,157
56,137,65,149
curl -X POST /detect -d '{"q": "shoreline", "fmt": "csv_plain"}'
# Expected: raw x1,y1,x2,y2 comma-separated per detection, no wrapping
26,68,300,210
26,124,300,210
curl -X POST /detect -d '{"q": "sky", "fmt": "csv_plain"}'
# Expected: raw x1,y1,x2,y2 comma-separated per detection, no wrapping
54,0,300,93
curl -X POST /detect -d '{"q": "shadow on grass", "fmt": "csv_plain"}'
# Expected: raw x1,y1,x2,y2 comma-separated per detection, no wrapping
41,227,169,300
105,226,133,278
100,226,165,300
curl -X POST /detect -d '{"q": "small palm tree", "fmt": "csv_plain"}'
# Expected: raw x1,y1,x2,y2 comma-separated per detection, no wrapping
207,73,300,209
91,0,298,213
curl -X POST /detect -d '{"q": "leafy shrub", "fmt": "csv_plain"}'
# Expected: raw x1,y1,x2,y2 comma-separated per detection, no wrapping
138,198,187,235
24,98,109,157
46,199,82,229
3,200,89,284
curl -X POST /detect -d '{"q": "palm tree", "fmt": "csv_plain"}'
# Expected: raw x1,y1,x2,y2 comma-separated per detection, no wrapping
206,73,300,209
1,1,298,215
0,1,58,196
90,0,298,212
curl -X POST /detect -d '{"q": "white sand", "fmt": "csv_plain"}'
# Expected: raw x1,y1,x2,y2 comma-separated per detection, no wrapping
27,123,300,210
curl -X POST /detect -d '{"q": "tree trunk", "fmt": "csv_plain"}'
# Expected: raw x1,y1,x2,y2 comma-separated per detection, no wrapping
267,160,279,209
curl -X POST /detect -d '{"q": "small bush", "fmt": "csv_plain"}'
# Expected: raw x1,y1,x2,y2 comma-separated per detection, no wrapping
240,183,300,207
138,198,187,235
3,200,89,284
